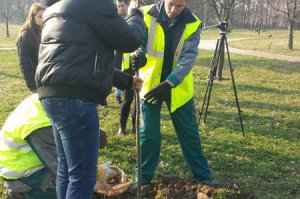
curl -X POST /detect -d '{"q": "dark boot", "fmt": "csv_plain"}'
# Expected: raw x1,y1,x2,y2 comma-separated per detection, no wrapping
6,190,25,199
131,115,136,134
131,126,136,134
192,178,221,188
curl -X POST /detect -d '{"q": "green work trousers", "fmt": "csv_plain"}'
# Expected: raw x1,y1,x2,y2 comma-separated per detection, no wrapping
5,167,56,199
136,98,212,184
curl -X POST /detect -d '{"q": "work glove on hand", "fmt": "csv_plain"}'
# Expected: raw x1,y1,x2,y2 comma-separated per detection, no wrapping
130,52,147,71
144,81,172,104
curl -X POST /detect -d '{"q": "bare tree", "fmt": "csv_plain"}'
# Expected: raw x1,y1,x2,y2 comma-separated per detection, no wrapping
0,0,13,37
14,0,28,24
188,0,205,21
0,0,39,37
205,0,236,22
272,0,300,49
203,0,236,79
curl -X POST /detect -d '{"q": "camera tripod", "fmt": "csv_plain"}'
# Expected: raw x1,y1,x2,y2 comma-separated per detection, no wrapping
198,22,245,136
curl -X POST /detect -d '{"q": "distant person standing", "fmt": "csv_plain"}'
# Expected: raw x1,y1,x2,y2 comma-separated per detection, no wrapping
115,0,147,135
114,0,129,105
131,0,220,188
16,3,45,93
116,0,128,17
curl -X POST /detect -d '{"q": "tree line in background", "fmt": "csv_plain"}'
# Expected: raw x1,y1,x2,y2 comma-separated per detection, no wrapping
1,0,299,48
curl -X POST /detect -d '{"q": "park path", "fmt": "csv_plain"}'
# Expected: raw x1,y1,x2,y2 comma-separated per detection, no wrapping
199,39,300,63
1,39,300,62
0,47,16,51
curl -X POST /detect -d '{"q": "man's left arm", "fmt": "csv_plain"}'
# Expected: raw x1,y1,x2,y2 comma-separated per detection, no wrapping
26,127,57,175
166,26,201,87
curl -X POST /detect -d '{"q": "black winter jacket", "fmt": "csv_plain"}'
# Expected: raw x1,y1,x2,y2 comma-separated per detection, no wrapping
35,0,145,105
16,28,41,92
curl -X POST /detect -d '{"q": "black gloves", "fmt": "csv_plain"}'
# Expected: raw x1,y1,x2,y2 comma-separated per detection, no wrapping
144,81,172,103
130,52,147,71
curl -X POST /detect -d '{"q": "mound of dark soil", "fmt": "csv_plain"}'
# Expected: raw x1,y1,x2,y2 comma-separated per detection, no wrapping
93,176,257,199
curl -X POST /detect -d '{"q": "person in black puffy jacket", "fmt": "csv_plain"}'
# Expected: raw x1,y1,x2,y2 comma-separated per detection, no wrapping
16,3,45,93
35,0,145,198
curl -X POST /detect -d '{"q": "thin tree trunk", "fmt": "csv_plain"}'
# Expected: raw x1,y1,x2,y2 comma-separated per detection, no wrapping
258,21,262,35
288,20,294,49
5,17,10,37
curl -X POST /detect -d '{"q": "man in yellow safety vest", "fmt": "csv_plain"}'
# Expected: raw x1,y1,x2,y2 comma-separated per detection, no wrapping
0,94,56,198
130,0,220,188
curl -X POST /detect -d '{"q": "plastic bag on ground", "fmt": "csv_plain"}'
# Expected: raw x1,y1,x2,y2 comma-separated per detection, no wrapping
94,163,133,197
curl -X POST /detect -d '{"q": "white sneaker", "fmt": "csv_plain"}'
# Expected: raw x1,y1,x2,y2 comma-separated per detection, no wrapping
117,127,125,135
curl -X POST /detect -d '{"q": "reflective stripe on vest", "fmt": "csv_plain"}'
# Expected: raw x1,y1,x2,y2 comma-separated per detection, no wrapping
141,5,201,112
0,162,44,180
0,94,51,179
146,16,164,59
0,133,31,151
122,53,130,70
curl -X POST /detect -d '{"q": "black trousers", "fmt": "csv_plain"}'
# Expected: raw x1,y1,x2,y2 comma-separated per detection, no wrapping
119,69,136,132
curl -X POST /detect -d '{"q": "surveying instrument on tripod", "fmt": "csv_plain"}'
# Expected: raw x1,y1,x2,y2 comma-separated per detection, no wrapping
197,21,245,136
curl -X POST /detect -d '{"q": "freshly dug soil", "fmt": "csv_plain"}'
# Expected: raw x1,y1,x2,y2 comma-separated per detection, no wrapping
93,176,257,199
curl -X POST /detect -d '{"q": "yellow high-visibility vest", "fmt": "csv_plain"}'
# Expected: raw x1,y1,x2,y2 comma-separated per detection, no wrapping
140,5,201,112
0,94,51,179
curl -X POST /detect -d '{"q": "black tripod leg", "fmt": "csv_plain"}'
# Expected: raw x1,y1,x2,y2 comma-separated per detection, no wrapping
203,40,223,123
203,78,214,123
198,38,222,125
224,37,245,136
217,39,225,79
198,78,210,125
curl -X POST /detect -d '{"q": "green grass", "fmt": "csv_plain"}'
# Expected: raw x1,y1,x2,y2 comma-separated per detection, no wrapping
201,28,261,39
229,30,300,57
201,28,300,57
1,48,299,198
0,24,21,48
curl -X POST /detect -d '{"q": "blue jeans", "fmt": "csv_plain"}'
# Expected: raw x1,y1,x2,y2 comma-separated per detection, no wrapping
41,98,99,199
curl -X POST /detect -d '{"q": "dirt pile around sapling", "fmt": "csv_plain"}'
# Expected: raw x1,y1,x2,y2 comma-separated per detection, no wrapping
93,176,257,199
